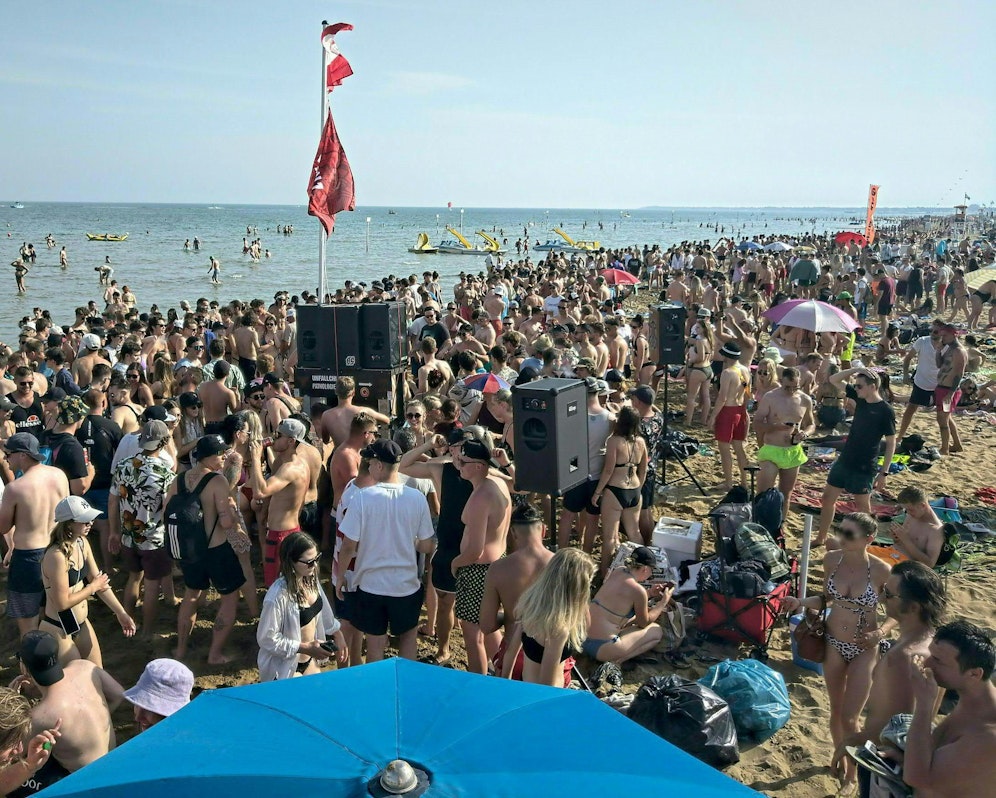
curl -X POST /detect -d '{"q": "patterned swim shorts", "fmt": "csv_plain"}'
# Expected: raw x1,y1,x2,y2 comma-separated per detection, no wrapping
455,562,491,624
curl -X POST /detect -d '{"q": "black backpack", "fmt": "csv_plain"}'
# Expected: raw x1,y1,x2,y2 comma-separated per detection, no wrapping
165,473,218,563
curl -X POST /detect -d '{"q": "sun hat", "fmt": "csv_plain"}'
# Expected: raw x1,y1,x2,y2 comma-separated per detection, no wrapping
55,495,102,523
360,439,403,465
57,395,89,425
276,418,307,443
123,659,194,719
761,346,784,364
138,420,171,451
19,631,63,687
3,432,44,462
836,291,853,300
583,376,599,395
595,379,610,396
576,357,597,372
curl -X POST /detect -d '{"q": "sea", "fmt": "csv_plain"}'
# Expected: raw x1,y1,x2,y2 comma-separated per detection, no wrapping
0,202,937,339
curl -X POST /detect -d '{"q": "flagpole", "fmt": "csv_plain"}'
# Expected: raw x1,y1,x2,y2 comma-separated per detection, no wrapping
317,20,330,305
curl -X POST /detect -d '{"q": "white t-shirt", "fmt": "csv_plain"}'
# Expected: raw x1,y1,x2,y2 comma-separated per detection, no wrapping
338,480,434,597
110,433,176,473
911,336,940,390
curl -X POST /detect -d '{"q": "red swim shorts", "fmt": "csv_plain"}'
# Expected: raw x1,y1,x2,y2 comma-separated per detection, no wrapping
264,526,302,587
934,386,961,413
714,404,748,443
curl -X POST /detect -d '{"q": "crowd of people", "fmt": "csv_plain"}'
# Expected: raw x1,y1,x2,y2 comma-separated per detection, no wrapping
0,220,992,796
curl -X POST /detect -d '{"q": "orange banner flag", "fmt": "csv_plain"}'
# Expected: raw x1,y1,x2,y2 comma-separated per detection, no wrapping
865,184,880,245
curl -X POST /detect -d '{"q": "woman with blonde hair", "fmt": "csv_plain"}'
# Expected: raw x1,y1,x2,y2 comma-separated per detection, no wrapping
684,314,713,426
506,547,595,687
149,353,176,402
40,497,136,666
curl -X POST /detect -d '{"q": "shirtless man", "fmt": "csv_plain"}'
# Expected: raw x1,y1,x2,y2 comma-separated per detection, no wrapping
589,323,610,376
666,272,689,304
933,322,966,455
479,504,553,679
416,338,454,396
291,415,323,543
753,366,815,517
319,377,390,448
260,373,300,437
198,360,238,429
892,486,945,566
826,562,946,782
707,342,751,492
0,435,70,635
168,435,244,664
329,414,376,511
232,314,259,382
450,431,511,676
903,620,996,797
248,418,311,587
69,335,107,391
604,318,628,372
7,631,123,792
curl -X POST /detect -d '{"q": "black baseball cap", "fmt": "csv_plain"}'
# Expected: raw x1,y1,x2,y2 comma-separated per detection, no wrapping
460,438,499,467
631,546,657,568
628,385,656,405
193,435,228,460
605,368,625,385
359,439,403,464
19,631,64,686
143,404,177,423
446,427,469,446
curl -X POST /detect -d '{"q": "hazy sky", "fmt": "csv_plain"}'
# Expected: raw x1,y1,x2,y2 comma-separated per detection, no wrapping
1,1,992,208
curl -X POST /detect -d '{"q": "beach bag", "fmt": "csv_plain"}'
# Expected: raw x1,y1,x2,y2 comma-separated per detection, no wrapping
656,600,687,652
792,595,827,663
699,659,790,743
164,474,217,563
935,523,963,570
752,487,784,541
627,675,739,768
734,523,790,581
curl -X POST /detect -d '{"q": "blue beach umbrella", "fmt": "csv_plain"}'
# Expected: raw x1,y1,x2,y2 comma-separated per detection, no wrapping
38,659,761,797
737,240,762,251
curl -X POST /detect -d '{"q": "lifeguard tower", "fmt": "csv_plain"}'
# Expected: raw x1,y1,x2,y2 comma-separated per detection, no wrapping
954,204,968,234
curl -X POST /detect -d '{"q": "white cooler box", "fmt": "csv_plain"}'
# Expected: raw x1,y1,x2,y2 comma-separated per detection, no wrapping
652,517,703,569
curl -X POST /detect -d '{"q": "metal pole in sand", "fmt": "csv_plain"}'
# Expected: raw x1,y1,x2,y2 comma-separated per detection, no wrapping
317,20,330,304
799,514,813,600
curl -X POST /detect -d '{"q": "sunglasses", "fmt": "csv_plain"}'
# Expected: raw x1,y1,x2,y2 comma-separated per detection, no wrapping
127,373,140,379
406,412,422,419
249,393,264,401
297,553,322,567
192,346,204,350
18,381,33,387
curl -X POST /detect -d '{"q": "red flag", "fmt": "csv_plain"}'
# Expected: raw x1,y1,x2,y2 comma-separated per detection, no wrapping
321,23,353,92
307,111,355,235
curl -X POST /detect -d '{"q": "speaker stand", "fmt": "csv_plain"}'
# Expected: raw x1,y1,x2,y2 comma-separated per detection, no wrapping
659,376,707,496
548,494,558,551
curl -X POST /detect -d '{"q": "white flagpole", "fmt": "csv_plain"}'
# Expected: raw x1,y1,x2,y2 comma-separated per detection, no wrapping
317,21,330,305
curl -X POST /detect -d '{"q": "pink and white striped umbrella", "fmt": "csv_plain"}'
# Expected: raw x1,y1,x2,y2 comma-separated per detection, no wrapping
761,299,860,333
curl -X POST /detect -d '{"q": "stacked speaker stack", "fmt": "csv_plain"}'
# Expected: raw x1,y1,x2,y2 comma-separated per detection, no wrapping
294,302,407,414
647,303,688,366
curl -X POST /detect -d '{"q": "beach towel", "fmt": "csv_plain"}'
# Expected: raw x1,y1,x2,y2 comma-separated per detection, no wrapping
791,484,901,519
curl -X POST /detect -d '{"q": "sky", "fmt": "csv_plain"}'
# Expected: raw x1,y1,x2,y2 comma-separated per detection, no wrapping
1,1,993,209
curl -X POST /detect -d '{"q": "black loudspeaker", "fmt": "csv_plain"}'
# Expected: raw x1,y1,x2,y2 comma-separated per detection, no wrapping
648,304,687,366
511,378,588,496
294,368,404,418
295,305,361,373
361,302,406,369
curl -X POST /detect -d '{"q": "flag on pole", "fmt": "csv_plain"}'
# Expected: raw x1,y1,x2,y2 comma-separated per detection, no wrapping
308,110,355,235
865,184,880,246
322,23,353,92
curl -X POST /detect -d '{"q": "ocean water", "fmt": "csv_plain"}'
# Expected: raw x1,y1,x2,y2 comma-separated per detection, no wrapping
0,202,932,339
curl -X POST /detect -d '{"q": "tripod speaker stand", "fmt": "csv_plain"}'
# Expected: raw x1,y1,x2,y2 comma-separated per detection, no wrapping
658,376,707,495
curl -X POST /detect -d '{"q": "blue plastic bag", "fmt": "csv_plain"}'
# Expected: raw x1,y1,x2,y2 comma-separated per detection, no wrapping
699,659,790,743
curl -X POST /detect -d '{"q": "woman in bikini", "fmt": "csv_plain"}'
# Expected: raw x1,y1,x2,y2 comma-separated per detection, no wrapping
592,407,648,576
504,547,594,688
783,512,892,795
967,278,996,330
684,316,714,426
40,497,136,667
125,365,155,408
257,532,347,680
584,546,671,666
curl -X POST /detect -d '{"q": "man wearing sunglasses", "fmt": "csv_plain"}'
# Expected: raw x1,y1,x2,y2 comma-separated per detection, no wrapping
6,366,44,440
248,419,311,588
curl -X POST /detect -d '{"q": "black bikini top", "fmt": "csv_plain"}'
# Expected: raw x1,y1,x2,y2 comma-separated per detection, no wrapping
299,593,323,627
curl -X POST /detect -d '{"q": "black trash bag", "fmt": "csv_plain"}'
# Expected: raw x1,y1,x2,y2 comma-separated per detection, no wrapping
627,675,740,768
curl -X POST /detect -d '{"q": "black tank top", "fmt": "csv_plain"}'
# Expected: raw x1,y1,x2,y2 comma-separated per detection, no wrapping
436,462,472,552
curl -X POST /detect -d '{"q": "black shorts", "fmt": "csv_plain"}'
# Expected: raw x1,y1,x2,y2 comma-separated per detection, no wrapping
299,501,320,535
351,586,423,637
641,469,656,509
909,384,935,407
878,303,893,316
332,588,355,623
431,549,458,593
562,477,601,515
179,542,246,595
827,459,876,496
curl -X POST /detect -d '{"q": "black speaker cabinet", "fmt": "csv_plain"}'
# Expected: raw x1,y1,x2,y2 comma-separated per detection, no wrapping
295,304,361,373
361,302,406,370
294,368,404,418
511,378,588,496
648,304,687,366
